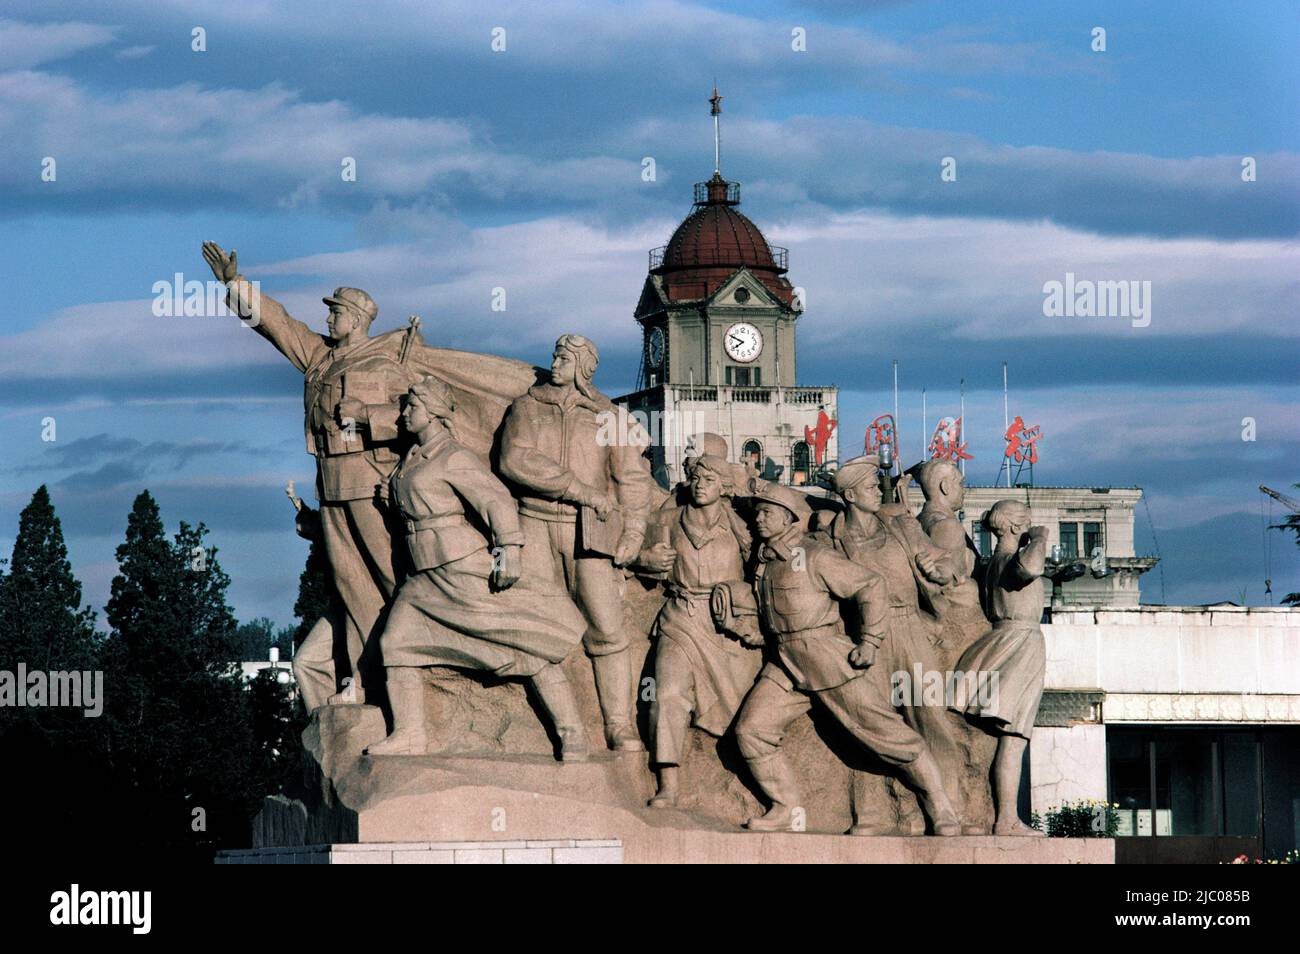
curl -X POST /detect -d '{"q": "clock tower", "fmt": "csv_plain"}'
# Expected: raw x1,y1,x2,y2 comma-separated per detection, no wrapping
617,89,839,488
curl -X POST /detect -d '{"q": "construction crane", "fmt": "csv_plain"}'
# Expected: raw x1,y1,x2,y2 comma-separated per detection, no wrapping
1260,485,1300,513
1258,486,1300,602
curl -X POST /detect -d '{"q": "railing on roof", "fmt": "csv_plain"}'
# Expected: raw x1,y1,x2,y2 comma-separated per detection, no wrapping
648,244,789,272
694,180,741,204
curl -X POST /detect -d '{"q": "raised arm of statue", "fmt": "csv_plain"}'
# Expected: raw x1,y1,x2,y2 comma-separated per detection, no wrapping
201,240,326,373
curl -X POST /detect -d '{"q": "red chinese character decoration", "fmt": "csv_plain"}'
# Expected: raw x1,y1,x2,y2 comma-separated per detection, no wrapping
928,416,972,462
864,414,898,460
804,408,837,466
1003,415,1042,464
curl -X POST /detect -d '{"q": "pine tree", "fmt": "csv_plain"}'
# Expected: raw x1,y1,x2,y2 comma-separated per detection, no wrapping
0,485,98,672
292,535,337,649
0,486,104,848
101,491,264,859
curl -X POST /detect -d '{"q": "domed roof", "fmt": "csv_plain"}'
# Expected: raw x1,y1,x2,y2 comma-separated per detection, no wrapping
650,173,794,306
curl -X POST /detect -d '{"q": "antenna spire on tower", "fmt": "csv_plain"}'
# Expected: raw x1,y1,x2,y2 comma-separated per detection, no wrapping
710,85,723,175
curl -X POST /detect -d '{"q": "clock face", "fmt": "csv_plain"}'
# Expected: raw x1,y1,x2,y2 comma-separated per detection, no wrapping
648,327,665,368
724,322,762,363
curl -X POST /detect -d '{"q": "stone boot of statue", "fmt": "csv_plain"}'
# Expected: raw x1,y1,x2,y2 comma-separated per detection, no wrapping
530,663,590,763
744,754,802,832
592,651,645,752
897,750,961,836
365,668,428,756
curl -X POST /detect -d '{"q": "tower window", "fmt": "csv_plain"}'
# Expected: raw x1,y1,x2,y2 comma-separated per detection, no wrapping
733,367,751,386
742,440,762,469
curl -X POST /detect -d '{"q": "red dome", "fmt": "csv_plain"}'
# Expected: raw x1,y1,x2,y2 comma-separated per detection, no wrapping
650,174,794,306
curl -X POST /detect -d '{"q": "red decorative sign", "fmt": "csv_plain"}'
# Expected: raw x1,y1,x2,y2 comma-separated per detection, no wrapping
1003,415,1042,464
805,409,837,466
865,414,898,460
928,416,972,462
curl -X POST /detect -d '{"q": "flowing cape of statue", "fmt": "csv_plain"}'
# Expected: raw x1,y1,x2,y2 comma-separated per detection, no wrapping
373,327,545,460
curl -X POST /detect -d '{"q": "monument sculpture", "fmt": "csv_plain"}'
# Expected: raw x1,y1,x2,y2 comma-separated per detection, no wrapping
816,455,966,832
204,242,416,707
497,335,654,752
365,376,590,758
203,241,539,711
950,500,1049,836
211,244,1070,860
636,452,759,808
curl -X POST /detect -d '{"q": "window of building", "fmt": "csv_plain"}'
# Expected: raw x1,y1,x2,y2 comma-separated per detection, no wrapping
742,440,762,469
1084,521,1103,558
1058,522,1079,558
753,367,761,386
733,367,751,386
791,441,810,485
1107,726,1300,860
977,525,992,558
724,366,732,385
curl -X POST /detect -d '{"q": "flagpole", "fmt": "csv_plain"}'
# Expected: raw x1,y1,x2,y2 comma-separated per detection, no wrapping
1002,361,1011,488
959,377,966,477
892,359,900,475
921,388,927,464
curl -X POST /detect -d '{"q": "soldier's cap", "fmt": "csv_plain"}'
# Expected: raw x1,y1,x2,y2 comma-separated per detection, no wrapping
833,455,881,492
684,432,728,460
747,478,813,519
322,287,378,323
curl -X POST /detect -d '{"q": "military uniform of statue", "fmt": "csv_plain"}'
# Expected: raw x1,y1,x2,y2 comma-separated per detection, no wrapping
204,242,417,704
637,454,760,807
732,481,960,835
913,460,989,655
366,377,589,760
498,335,655,751
816,456,967,833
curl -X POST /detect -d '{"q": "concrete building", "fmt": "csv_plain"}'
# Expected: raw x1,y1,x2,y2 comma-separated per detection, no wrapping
1034,606,1300,863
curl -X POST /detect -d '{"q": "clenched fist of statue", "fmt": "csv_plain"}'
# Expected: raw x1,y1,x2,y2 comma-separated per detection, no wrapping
335,397,368,427
638,542,676,574
491,544,522,591
848,641,878,669
614,532,643,568
915,551,953,585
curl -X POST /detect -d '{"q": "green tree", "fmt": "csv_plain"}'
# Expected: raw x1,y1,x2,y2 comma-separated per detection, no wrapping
0,486,106,843
292,534,337,649
0,485,98,672
100,491,266,860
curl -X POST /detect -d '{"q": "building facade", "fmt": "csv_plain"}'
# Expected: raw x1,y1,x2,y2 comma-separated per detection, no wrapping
1034,606,1300,863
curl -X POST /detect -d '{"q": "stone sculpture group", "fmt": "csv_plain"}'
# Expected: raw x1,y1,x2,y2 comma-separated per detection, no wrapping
203,243,1048,837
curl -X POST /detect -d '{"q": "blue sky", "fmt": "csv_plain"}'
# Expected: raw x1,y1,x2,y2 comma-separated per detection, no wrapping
1,1,1297,625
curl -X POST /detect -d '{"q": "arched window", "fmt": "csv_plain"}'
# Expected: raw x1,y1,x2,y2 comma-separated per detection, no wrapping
791,441,810,485
742,439,763,469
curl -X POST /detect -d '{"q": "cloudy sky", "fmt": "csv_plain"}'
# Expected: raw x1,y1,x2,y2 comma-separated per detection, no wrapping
2,0,1297,627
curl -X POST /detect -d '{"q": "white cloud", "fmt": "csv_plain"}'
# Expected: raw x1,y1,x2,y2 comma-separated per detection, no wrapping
0,19,116,70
